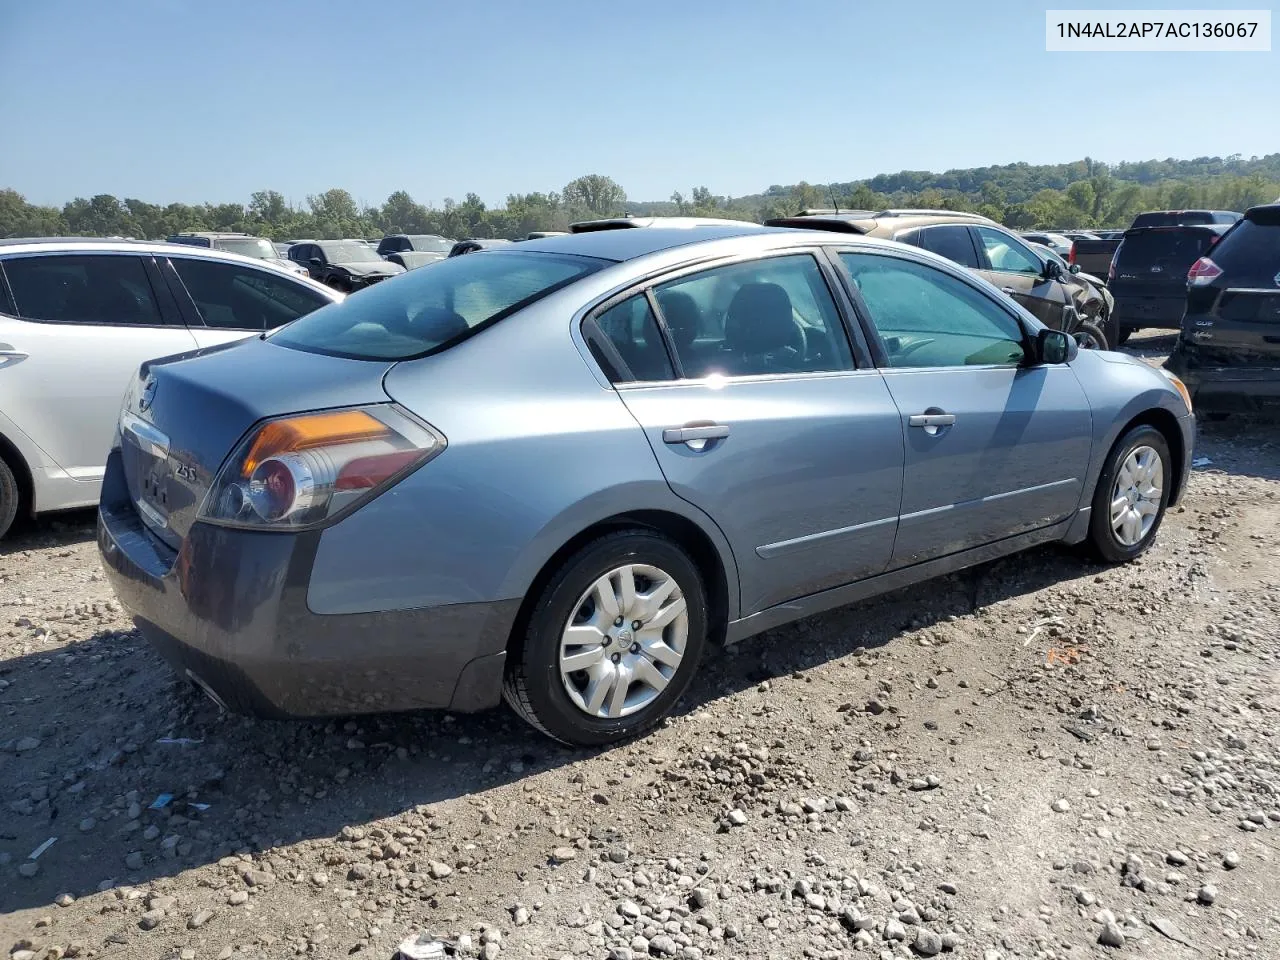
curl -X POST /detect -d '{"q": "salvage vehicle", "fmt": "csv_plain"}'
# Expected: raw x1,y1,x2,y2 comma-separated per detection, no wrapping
0,238,339,537
287,239,405,291
1027,242,1113,349
1165,203,1280,417
98,224,1194,746
1021,231,1073,258
1067,235,1123,284
1108,220,1233,343
767,210,1113,347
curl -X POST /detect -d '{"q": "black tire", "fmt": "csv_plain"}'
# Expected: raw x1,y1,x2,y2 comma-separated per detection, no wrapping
0,456,18,539
1086,424,1172,564
503,529,708,747
1115,325,1136,345
1072,319,1109,350
1100,308,1119,352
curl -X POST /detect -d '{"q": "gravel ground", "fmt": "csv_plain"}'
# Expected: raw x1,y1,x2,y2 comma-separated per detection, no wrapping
2,334,1278,960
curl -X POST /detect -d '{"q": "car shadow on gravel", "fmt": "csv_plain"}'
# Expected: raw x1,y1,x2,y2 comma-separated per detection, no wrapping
0,509,97,556
0,538,1104,911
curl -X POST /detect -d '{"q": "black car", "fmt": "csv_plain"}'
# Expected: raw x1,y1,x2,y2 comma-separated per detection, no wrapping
1108,218,1235,342
1165,204,1280,417
1130,210,1240,228
287,240,404,291
376,234,453,258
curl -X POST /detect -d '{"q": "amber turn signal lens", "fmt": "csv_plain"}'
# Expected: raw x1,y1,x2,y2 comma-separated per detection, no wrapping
241,410,390,476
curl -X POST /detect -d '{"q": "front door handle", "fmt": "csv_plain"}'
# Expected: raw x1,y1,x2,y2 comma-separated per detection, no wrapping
1000,286,1016,295
662,423,730,446
909,412,956,437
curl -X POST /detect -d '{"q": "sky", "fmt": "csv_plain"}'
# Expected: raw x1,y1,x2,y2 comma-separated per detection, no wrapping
0,0,1275,209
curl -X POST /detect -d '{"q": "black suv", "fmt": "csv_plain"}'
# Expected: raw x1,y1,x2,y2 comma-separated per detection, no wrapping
1107,211,1240,342
1165,204,1280,416
287,240,404,291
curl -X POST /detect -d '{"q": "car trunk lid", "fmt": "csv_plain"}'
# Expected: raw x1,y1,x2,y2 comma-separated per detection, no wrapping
118,336,395,549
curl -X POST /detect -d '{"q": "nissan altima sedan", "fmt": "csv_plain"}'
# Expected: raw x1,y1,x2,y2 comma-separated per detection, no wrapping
99,224,1195,746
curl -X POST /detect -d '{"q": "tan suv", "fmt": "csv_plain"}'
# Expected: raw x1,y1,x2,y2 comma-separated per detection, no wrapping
767,209,1112,348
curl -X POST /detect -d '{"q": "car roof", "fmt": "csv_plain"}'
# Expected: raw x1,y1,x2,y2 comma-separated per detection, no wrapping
518,224,785,261
765,209,998,235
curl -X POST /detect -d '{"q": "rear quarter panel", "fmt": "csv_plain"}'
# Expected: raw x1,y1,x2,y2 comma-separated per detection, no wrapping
305,278,741,620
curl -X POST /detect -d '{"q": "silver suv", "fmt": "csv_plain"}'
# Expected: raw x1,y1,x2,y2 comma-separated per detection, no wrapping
0,238,341,537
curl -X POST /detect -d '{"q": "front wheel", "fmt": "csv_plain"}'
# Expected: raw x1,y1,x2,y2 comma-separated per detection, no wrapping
0,457,19,539
503,530,708,746
1086,425,1172,563
1072,319,1109,350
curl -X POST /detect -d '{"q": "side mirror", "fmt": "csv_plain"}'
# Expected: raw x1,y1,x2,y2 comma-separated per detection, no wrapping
309,257,322,267
1043,258,1063,280
1069,263,1081,275
1036,327,1078,364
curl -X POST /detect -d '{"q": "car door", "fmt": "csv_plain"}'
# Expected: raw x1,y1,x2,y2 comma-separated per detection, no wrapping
834,248,1092,568
159,255,335,349
973,225,1073,329
585,251,905,617
0,251,199,483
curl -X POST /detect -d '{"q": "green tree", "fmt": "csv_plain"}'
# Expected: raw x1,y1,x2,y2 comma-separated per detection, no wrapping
562,174,627,218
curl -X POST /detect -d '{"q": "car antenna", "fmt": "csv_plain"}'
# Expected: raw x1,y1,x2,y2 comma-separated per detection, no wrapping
827,184,840,214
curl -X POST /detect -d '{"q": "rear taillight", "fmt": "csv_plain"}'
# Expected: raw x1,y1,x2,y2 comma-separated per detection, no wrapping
1107,255,1117,283
1068,242,1076,265
1187,257,1223,287
199,405,445,529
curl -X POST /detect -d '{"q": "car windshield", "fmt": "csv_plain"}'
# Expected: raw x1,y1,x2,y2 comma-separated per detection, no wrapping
216,237,277,260
409,236,451,253
319,242,383,263
269,251,604,360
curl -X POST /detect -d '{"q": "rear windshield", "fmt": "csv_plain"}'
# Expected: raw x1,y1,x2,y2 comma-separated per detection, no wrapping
269,250,604,360
1210,218,1280,279
1116,229,1217,266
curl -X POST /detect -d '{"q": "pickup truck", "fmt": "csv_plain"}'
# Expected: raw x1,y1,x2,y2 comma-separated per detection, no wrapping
1068,236,1123,280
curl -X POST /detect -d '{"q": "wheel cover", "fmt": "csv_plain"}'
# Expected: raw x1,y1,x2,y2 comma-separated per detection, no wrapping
1110,445,1163,546
558,563,688,719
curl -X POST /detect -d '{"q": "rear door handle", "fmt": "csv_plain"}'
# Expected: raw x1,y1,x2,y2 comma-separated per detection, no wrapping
662,424,730,445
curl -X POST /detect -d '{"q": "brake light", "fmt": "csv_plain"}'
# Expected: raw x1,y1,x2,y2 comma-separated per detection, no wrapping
1107,254,1117,283
1187,257,1223,287
1068,242,1076,265
200,405,445,529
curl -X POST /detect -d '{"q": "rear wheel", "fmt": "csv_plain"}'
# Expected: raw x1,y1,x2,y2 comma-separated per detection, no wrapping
1099,308,1119,351
1115,325,1136,345
1086,424,1172,563
0,457,18,539
503,530,708,746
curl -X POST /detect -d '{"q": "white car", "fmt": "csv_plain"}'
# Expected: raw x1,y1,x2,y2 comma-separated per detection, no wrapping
0,238,342,537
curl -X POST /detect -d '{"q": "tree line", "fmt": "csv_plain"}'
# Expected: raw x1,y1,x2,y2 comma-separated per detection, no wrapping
3,155,1278,243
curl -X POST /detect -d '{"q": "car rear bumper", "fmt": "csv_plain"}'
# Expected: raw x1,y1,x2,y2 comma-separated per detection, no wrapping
97,454,516,718
1112,296,1185,329
1167,357,1280,415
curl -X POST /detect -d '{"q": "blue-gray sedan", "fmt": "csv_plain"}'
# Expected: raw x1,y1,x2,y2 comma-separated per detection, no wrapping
98,224,1195,745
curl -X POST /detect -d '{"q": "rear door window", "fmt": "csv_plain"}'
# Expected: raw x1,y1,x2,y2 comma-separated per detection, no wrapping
3,254,165,325
916,226,982,268
170,257,331,330
588,295,675,383
270,250,603,360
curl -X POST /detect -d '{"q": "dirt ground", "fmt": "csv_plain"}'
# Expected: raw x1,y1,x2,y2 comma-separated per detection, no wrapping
2,333,1277,960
